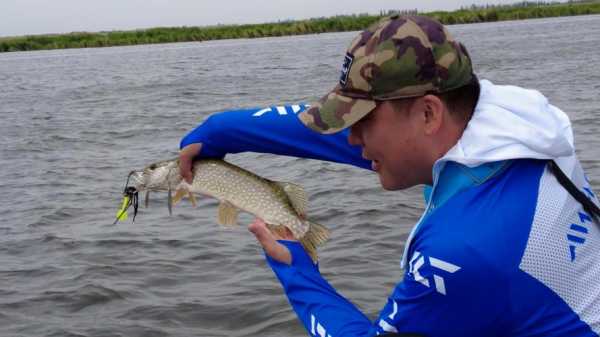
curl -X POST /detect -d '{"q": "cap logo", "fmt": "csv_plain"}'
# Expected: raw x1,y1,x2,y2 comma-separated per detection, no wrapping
339,53,354,87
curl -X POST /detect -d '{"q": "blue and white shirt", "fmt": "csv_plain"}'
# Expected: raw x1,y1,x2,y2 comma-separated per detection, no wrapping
181,80,600,336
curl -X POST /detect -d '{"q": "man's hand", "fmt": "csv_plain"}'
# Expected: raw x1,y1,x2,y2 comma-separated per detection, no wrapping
179,143,202,184
248,218,294,265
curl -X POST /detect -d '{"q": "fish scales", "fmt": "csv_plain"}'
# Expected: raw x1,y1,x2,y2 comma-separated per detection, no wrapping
124,158,330,262
191,161,305,236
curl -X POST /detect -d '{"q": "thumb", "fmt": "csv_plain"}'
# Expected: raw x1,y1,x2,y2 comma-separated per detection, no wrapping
179,143,202,184
248,219,292,265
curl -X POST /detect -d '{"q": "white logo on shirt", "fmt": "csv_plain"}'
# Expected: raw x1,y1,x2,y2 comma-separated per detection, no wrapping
252,105,303,117
310,314,332,337
408,251,461,295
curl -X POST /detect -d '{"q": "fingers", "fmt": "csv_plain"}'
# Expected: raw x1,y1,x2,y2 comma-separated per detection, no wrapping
248,218,292,265
276,226,295,240
179,143,202,184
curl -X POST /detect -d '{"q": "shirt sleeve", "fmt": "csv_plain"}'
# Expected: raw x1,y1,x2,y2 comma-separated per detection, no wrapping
267,241,509,337
179,105,372,170
266,241,374,337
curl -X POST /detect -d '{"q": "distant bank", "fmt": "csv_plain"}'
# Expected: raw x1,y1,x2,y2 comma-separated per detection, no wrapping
1,1,599,53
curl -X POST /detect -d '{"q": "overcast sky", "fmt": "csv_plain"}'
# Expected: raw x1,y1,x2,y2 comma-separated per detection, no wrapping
1,0,561,37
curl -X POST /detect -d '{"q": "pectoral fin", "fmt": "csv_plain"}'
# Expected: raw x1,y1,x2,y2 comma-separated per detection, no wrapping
217,201,239,226
188,192,198,207
167,188,173,216
172,187,198,207
171,188,187,205
171,180,198,207
276,182,308,217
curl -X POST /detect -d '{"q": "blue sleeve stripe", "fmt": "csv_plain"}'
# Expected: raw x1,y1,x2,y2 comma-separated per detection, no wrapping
570,223,589,234
567,234,586,244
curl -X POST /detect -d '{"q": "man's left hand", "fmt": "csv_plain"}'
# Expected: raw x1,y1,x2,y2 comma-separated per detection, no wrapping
248,218,294,265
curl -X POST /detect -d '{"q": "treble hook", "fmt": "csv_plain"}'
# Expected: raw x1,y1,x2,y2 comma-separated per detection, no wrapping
112,171,140,225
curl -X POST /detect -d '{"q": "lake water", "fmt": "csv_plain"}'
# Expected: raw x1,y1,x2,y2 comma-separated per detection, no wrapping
1,15,599,337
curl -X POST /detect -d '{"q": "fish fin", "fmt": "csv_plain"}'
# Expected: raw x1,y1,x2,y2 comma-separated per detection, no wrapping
266,224,318,262
144,191,150,208
217,201,239,226
299,220,330,263
276,182,308,217
266,221,328,264
302,219,330,247
167,188,173,216
299,237,319,264
171,188,187,205
188,192,198,207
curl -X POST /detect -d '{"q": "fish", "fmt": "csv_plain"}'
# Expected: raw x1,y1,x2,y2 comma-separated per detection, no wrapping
116,158,330,262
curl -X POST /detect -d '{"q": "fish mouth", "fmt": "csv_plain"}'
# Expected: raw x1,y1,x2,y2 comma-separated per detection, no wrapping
128,170,145,191
117,170,144,195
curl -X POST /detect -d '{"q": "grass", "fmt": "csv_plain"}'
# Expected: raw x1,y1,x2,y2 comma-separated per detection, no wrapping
1,1,599,52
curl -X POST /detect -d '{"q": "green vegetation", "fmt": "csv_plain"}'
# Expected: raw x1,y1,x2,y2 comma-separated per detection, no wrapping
428,0,600,24
1,1,599,52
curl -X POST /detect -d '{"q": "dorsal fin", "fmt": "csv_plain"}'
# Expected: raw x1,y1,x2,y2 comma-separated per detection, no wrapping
275,181,308,217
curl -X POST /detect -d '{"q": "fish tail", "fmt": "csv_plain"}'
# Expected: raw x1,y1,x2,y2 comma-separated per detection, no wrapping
299,220,330,263
304,220,330,247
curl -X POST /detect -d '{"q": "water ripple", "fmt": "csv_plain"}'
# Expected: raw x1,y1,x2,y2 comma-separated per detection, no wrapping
0,15,599,337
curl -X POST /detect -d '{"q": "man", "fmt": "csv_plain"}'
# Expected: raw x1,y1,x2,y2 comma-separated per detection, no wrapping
179,16,600,336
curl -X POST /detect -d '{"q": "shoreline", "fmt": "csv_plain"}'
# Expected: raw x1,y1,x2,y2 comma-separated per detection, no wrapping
1,1,599,53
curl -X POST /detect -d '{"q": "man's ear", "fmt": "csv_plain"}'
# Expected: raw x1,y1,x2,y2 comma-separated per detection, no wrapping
421,94,445,135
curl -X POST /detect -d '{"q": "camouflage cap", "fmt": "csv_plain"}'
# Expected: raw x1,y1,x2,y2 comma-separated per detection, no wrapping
299,15,474,134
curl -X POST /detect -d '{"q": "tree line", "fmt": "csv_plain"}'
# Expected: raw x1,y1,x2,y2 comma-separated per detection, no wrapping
1,1,598,52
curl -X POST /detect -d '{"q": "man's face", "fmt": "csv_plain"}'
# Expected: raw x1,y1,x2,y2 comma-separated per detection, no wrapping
348,99,431,190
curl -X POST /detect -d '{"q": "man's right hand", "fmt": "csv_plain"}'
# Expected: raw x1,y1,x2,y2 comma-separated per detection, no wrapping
179,143,202,184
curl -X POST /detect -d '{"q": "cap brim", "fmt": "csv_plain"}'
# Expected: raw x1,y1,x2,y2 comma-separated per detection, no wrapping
298,86,377,134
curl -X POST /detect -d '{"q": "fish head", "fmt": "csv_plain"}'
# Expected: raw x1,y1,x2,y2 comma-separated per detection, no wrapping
129,158,182,192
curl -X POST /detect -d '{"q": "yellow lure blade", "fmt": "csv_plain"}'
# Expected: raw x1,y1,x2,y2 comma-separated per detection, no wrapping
115,195,130,221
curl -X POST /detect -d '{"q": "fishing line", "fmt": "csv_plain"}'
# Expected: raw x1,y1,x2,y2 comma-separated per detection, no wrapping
549,160,600,225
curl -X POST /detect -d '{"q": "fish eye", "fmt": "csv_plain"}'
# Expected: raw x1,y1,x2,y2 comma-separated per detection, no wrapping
149,164,157,170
